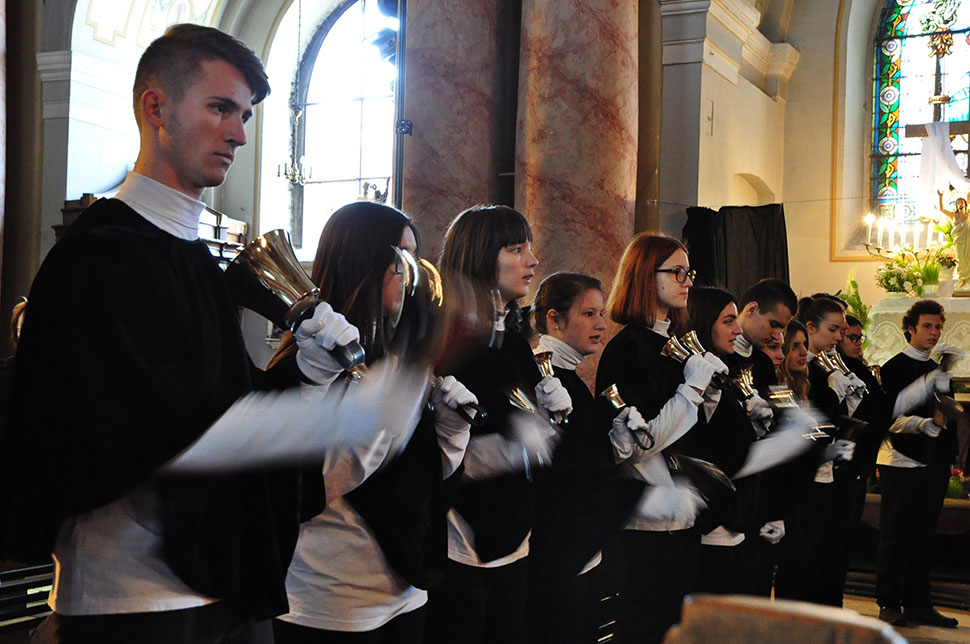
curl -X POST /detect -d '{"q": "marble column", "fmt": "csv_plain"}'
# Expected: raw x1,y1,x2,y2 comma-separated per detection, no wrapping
514,0,638,289
401,0,514,260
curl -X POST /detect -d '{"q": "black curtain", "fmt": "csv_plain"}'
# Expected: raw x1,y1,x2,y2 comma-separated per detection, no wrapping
682,204,790,299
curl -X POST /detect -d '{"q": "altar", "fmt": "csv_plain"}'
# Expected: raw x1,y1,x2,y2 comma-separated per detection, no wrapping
865,296,970,376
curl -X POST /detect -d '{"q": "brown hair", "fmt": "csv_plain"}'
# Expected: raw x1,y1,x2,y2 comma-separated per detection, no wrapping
532,272,603,335
780,319,810,400
10,298,26,347
439,204,533,334
268,202,417,370
607,232,688,334
134,24,270,126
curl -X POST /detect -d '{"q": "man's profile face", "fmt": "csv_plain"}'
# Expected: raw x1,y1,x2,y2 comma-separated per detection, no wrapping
908,314,943,353
157,59,255,198
741,302,793,349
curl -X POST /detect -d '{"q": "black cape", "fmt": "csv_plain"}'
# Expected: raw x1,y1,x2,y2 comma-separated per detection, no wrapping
1,199,300,618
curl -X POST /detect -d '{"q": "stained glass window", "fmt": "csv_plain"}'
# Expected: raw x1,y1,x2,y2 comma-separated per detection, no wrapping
872,0,970,220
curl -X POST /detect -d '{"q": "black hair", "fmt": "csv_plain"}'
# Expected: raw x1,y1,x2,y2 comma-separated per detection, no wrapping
845,314,861,328
738,278,798,319
796,296,844,330
687,286,737,356
902,299,945,341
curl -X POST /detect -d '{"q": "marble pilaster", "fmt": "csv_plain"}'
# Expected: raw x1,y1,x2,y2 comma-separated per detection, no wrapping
514,0,638,291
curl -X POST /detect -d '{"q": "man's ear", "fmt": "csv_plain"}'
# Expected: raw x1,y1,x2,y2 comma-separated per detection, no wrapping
140,89,165,129
741,301,759,318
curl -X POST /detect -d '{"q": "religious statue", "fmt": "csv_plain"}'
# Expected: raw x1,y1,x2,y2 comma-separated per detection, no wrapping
939,190,970,290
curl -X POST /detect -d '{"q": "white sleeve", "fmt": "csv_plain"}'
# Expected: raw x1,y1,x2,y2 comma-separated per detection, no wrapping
619,383,704,465
461,433,524,480
162,361,428,474
438,430,471,479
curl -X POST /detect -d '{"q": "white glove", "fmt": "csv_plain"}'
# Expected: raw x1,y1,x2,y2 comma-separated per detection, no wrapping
535,375,573,414
823,438,855,463
759,520,785,544
431,375,478,438
846,372,867,394
744,394,774,434
827,370,853,403
610,406,650,461
919,417,944,438
683,353,727,391
636,482,707,525
295,301,361,385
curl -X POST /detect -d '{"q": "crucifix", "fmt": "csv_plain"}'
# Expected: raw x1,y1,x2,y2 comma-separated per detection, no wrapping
904,118,970,293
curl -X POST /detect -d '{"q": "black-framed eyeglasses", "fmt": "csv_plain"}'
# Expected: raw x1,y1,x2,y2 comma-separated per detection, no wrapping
846,334,866,343
656,268,697,283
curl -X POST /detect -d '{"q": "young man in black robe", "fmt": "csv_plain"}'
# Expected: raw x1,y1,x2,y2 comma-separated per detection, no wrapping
726,278,797,596
1,24,424,644
875,300,958,628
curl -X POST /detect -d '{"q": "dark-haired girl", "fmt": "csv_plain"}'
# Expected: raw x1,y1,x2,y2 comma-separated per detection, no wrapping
685,286,765,595
424,205,571,644
271,202,476,643
595,232,727,644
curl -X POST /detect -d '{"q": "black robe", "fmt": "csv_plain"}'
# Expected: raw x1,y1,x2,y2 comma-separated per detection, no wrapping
1,199,299,618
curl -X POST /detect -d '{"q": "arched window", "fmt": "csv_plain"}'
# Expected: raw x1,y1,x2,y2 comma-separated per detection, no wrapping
872,0,970,220
260,0,400,262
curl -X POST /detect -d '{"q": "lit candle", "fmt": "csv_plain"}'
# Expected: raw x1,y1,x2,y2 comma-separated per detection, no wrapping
864,213,875,245
889,221,898,250
877,219,886,248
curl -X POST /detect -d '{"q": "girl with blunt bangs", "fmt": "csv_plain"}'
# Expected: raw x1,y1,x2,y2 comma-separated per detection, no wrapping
271,201,478,643
425,205,573,644
595,232,728,644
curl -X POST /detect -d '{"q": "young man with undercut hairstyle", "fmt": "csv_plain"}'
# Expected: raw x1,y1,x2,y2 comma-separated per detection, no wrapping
1,24,423,643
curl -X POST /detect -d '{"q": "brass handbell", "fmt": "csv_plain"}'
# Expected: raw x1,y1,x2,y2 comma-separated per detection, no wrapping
661,336,692,363
735,365,757,401
767,386,833,441
680,330,707,357
599,383,654,450
226,229,366,371
831,352,868,394
534,351,568,425
817,352,867,395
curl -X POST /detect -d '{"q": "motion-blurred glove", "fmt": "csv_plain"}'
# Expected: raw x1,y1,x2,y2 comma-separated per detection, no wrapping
535,375,573,415
826,370,853,402
893,368,953,417
295,301,361,385
636,482,707,525
431,375,478,438
929,368,953,395
759,520,786,544
744,394,774,434
683,353,727,392
919,417,944,438
823,438,856,463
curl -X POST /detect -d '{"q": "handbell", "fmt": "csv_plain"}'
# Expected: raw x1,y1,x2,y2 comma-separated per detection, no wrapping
661,336,692,363
225,229,365,371
535,351,568,426
815,351,841,375
735,365,757,400
831,351,868,394
680,331,707,357
599,383,654,450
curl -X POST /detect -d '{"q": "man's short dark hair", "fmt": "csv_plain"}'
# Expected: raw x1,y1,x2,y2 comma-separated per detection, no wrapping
902,299,945,341
133,24,270,125
845,314,861,327
811,292,849,310
738,278,798,318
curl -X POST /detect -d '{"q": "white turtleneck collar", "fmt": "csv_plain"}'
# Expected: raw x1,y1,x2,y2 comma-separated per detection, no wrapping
114,172,205,241
650,317,672,338
734,333,754,358
903,344,931,361
535,334,584,371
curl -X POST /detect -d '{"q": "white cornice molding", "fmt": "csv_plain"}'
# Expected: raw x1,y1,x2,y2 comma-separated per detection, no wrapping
659,0,712,18
767,42,800,81
708,0,761,44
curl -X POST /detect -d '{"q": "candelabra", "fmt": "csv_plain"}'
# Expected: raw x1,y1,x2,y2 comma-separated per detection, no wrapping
278,157,313,185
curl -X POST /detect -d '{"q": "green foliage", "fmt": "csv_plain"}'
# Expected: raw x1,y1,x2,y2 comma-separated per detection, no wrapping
842,267,869,330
